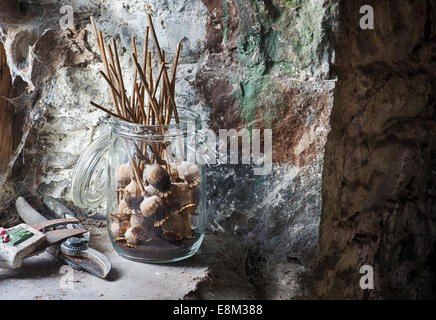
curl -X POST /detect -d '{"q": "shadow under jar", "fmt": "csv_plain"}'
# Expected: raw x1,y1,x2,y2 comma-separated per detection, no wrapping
72,110,206,263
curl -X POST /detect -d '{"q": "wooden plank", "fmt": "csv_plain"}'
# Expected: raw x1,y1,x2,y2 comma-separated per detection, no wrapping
0,42,13,174
0,0,25,25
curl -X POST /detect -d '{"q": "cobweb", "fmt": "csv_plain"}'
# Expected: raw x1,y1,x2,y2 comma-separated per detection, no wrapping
0,1,65,88
0,1,70,198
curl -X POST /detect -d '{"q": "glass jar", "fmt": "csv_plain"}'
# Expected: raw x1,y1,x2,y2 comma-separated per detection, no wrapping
71,110,206,263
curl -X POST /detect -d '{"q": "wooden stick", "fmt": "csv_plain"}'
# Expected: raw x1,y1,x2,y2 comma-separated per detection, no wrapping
112,39,129,119
146,50,154,123
147,91,152,125
125,97,137,122
99,71,122,99
147,13,179,124
141,26,150,89
159,49,166,121
98,70,136,121
166,41,182,124
137,29,148,122
134,143,150,164
98,30,121,116
134,82,147,123
106,44,117,78
132,53,162,125
153,63,165,99
106,43,125,116
146,13,165,67
108,49,134,121
170,42,182,90
90,14,184,174
131,35,138,114
90,17,121,116
162,74,178,123
147,51,153,91
90,101,132,122
148,144,166,165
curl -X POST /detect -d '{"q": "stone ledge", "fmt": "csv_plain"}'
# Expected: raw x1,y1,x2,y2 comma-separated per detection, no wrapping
0,228,307,300
0,224,209,300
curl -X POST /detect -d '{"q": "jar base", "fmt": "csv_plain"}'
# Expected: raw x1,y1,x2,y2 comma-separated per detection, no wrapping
109,232,204,264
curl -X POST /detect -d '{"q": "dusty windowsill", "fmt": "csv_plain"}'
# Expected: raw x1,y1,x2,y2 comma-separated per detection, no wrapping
0,226,308,300
0,223,210,300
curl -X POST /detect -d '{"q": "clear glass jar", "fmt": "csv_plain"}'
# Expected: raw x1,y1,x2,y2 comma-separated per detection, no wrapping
71,110,206,263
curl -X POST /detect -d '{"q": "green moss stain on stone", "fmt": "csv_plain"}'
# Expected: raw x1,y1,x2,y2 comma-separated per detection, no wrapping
284,0,305,10
222,0,229,43
234,0,280,125
231,0,337,126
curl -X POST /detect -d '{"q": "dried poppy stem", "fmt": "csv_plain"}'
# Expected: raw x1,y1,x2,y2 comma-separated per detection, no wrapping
122,140,146,193
98,31,121,114
131,52,162,125
141,26,150,90
90,15,184,173
99,71,122,99
90,101,132,122
134,82,147,123
147,13,179,124
153,63,165,99
105,43,125,116
159,49,166,121
146,50,154,122
98,69,136,121
166,41,182,124
131,35,139,120
170,42,182,92
112,39,130,120
90,16,121,116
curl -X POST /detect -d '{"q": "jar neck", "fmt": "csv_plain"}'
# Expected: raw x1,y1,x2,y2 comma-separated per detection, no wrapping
108,110,201,141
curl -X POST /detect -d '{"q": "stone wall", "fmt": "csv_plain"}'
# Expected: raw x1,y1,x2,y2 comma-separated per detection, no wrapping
314,0,436,299
0,0,338,270
2,0,436,299
199,0,337,264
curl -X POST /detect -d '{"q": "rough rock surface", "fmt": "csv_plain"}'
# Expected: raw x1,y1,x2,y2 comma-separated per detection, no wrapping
0,0,337,272
314,0,436,299
200,0,337,266
5,0,435,300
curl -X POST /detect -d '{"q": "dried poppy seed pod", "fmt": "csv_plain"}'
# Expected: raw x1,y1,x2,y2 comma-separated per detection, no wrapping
144,164,171,192
116,163,134,186
116,199,136,221
178,162,199,182
124,180,142,200
168,182,196,210
130,213,146,228
117,199,129,213
125,226,147,246
110,219,130,238
110,221,124,238
144,185,159,196
132,214,160,238
170,165,179,180
162,230,183,242
140,195,164,218
162,210,193,240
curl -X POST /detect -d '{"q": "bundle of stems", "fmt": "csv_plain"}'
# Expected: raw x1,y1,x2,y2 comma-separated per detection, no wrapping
89,14,183,192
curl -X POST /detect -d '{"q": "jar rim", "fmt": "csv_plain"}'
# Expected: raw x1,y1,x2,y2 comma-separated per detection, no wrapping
109,107,202,140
